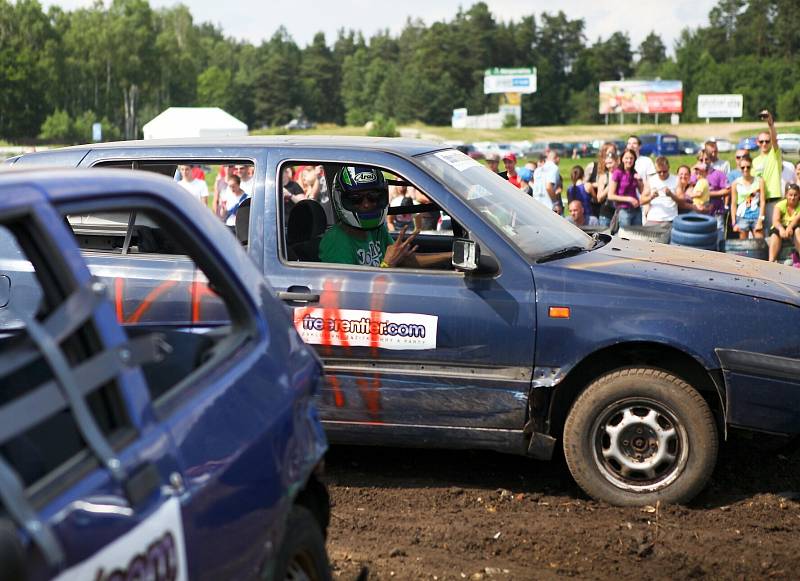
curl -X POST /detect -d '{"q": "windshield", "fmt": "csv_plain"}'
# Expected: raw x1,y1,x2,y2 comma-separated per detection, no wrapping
417,150,591,260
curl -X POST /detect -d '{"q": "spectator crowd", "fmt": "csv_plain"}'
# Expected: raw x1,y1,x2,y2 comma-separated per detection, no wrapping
493,110,800,266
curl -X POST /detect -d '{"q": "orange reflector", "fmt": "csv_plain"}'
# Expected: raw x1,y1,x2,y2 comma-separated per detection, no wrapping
549,306,570,319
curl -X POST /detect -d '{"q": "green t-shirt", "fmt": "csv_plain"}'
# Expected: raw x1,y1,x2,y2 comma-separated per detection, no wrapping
752,146,782,200
319,223,394,266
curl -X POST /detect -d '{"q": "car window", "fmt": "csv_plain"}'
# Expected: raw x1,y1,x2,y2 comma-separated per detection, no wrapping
62,205,245,406
279,160,455,266
0,222,131,493
417,150,591,261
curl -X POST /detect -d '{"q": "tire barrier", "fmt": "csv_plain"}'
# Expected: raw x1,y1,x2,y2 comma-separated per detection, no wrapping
617,225,671,244
672,213,717,234
669,228,717,248
723,238,769,261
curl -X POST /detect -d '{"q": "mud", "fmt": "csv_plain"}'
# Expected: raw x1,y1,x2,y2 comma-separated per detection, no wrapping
324,436,800,580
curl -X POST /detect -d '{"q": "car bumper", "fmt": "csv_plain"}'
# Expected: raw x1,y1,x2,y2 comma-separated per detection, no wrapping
717,349,800,436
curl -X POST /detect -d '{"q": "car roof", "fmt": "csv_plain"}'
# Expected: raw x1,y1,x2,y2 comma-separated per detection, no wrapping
10,136,448,160
0,167,193,208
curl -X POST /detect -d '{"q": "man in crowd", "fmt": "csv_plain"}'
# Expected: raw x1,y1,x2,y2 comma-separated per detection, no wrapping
752,110,783,231
627,135,656,183
542,150,562,214
319,165,450,268
485,152,501,174
499,153,521,187
220,174,249,230
178,164,209,206
705,140,730,175
237,164,255,195
566,199,598,226
530,155,550,209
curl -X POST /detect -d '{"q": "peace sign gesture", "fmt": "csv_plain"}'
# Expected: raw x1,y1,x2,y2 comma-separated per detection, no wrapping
383,225,419,267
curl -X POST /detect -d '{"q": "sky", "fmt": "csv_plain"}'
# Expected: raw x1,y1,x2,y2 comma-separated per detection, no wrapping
43,0,718,54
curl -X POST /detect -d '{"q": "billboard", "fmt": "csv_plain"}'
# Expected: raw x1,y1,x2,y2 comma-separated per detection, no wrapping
599,80,683,114
484,67,537,95
697,94,743,118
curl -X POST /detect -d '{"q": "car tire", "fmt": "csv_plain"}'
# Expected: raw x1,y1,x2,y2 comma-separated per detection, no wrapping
669,228,717,248
672,213,717,234
723,238,768,261
272,506,331,581
563,367,718,506
617,225,671,244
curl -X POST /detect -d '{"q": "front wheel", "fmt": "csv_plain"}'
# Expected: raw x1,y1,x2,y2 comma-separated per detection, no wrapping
563,368,718,506
272,505,331,581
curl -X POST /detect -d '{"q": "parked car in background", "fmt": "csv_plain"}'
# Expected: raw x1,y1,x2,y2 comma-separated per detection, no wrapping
455,143,484,160
777,133,800,154
707,137,734,152
679,140,702,155
528,141,566,158
638,134,680,157
0,169,330,580
284,118,315,130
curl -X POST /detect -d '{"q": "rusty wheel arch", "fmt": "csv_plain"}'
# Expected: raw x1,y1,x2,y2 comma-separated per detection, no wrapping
542,342,726,442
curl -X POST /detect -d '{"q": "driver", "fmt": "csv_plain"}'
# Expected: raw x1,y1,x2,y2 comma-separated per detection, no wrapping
319,165,451,268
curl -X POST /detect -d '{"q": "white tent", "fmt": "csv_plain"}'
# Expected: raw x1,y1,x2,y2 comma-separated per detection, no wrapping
143,107,248,140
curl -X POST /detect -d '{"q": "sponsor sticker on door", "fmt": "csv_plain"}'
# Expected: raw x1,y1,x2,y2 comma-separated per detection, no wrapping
294,308,438,350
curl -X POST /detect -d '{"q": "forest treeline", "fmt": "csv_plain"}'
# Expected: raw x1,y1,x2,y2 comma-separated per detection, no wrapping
2,0,800,142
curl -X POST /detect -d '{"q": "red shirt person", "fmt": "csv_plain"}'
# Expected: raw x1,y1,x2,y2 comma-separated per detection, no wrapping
500,153,521,188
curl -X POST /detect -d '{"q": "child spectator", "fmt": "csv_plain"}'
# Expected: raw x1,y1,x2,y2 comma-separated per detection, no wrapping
731,155,765,240
567,165,593,219
691,162,710,210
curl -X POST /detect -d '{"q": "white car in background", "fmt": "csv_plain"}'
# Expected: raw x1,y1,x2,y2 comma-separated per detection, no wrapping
777,133,800,154
707,137,734,152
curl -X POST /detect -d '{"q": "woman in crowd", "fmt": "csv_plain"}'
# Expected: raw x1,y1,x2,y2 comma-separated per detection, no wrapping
587,143,619,227
768,183,800,263
607,148,648,227
730,154,765,240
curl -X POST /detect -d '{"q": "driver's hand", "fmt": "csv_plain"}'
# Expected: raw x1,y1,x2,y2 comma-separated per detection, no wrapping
383,226,419,267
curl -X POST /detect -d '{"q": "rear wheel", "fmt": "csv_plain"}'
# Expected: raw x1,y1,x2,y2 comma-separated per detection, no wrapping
272,505,331,581
563,368,718,506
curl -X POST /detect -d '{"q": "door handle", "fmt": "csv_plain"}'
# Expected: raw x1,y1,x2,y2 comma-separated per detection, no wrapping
278,287,320,303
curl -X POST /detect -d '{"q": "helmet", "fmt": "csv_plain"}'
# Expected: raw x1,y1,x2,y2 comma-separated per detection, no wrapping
331,165,389,230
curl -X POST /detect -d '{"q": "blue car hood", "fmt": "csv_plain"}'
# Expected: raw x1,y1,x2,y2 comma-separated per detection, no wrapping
563,237,800,308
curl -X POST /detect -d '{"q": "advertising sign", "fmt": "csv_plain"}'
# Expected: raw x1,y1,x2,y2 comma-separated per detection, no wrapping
484,67,537,95
697,94,743,118
599,80,683,114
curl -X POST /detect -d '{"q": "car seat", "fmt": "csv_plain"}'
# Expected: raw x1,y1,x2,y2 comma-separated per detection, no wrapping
235,198,251,246
286,199,327,261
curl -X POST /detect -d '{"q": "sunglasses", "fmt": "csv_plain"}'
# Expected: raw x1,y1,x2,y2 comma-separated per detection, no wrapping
741,164,752,169
656,169,669,174
735,154,744,159
757,139,770,144
345,191,382,204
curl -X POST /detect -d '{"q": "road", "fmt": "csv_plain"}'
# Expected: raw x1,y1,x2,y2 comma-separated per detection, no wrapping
324,436,799,580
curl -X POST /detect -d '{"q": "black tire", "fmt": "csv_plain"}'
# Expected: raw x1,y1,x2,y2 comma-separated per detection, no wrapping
563,368,718,506
272,506,331,581
669,228,717,247
724,238,768,260
672,213,717,234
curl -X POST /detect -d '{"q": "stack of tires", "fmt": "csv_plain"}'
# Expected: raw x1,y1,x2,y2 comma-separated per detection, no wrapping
724,238,768,260
669,214,718,251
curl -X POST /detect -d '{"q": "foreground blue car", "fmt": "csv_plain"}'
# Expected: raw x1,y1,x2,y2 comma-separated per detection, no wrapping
0,169,329,580
5,138,800,508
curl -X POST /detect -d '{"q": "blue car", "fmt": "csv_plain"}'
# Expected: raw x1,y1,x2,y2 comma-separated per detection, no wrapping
6,138,800,507
0,169,330,580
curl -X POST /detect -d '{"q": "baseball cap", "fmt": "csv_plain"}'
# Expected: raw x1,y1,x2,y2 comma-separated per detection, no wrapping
738,136,758,151
485,152,500,162
503,152,517,162
693,162,707,172
517,167,533,182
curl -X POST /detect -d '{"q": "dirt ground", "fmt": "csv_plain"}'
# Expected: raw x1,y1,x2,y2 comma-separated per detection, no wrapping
322,435,800,580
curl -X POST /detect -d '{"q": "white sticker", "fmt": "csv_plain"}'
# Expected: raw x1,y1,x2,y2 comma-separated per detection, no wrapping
53,496,188,581
434,150,482,171
294,308,438,350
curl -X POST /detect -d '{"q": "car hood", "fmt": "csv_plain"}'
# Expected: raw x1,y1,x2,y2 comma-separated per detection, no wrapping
564,237,800,307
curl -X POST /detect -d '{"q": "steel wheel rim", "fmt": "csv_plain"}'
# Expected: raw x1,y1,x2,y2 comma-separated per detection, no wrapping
590,397,689,493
